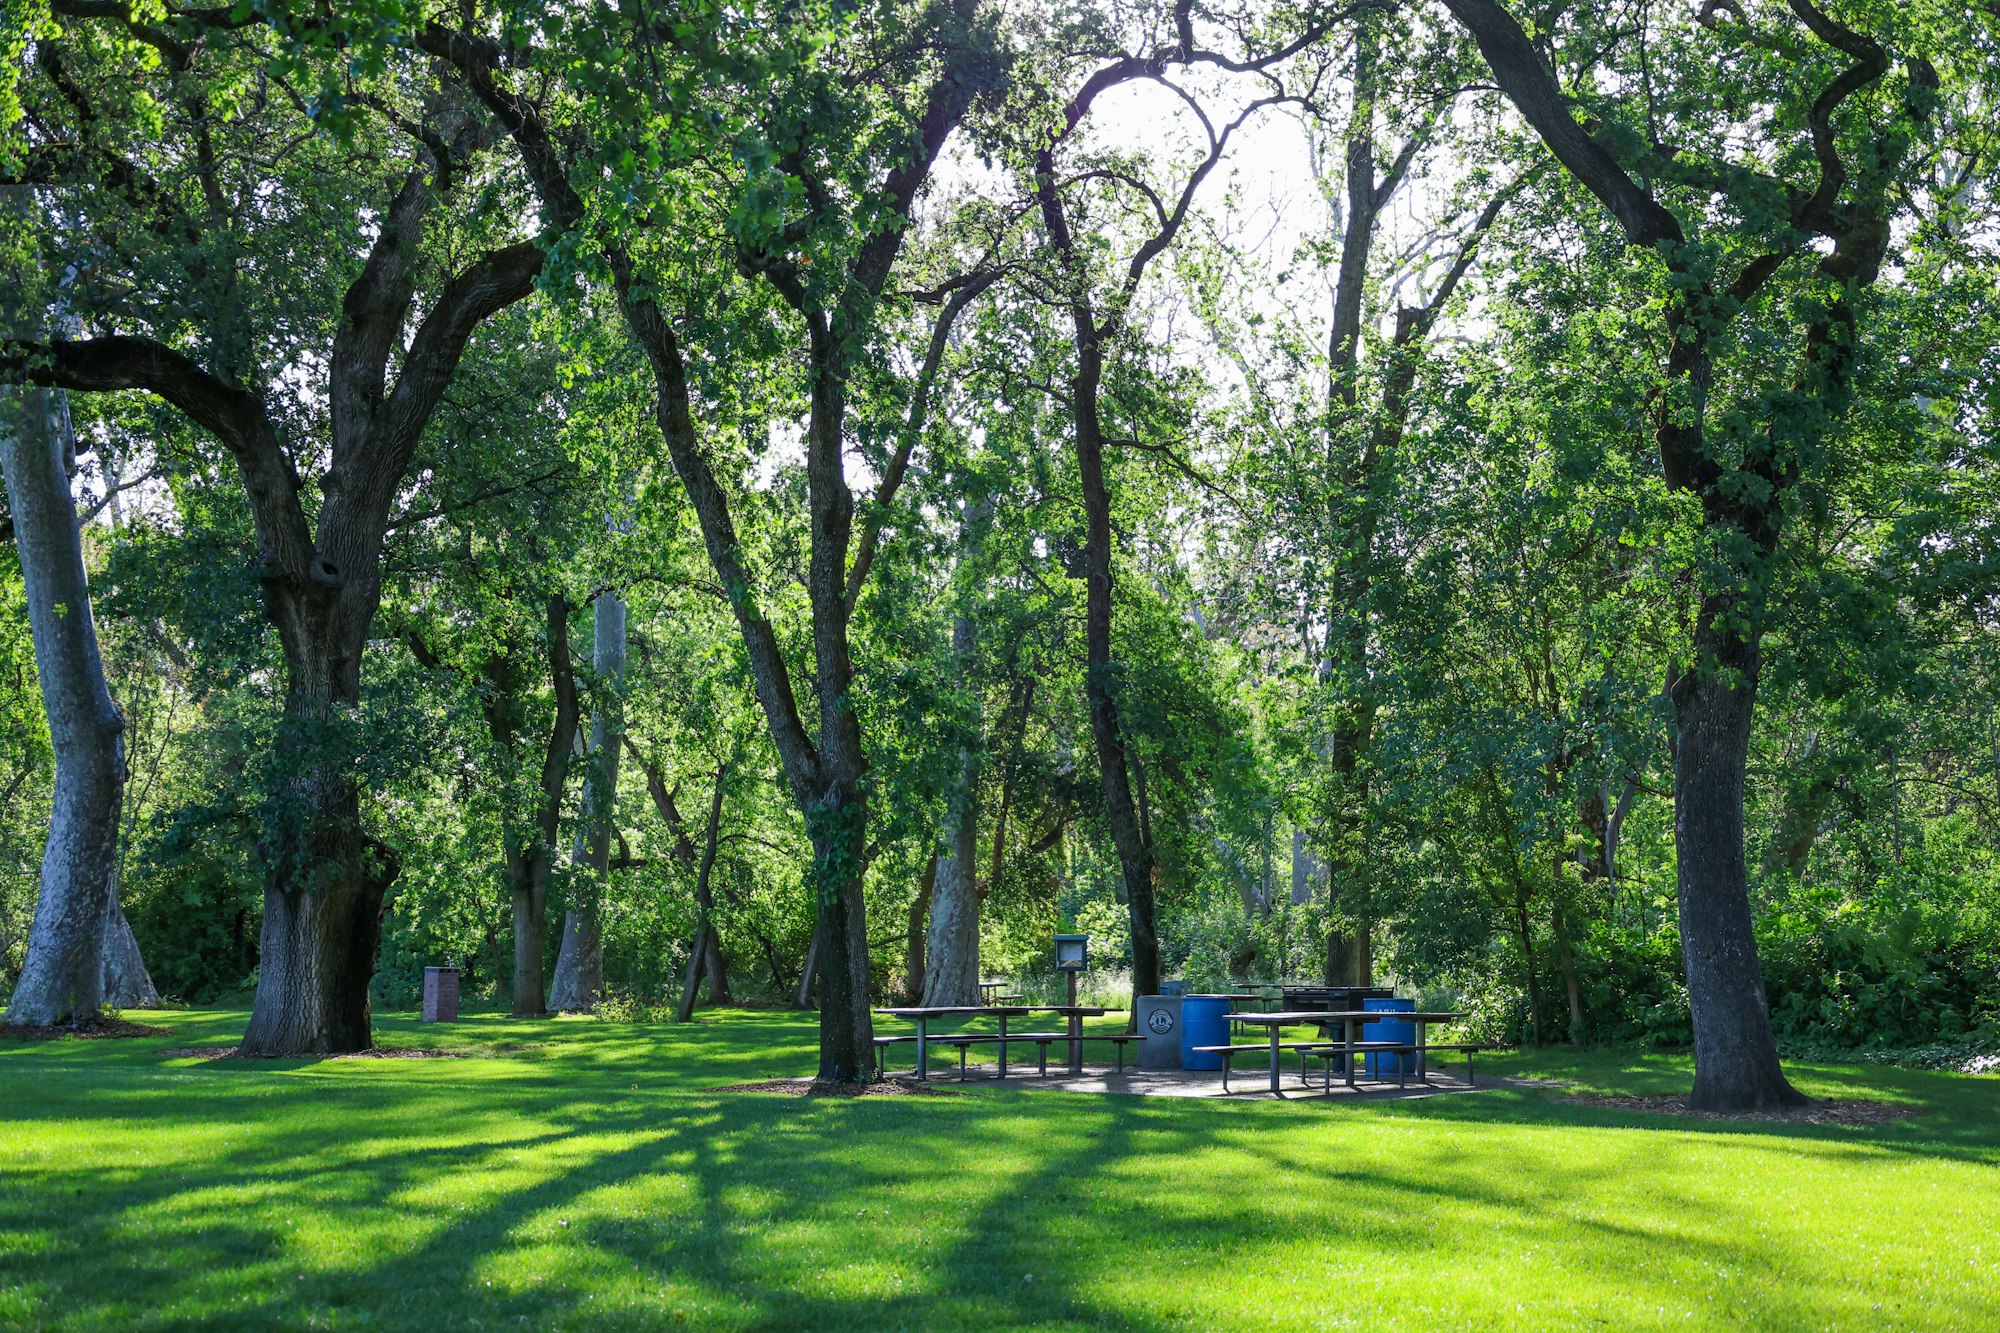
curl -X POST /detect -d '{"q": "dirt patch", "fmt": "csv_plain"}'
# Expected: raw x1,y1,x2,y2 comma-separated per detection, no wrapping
2,1018,174,1041
1562,1093,1920,1125
714,1077,963,1097
161,1045,466,1061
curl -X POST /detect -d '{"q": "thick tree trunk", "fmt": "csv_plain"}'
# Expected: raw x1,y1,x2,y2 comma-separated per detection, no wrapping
241,822,391,1055
1673,620,1807,1110
551,593,624,1013
241,610,395,1056
510,862,550,1016
809,782,873,1081
99,895,159,1009
2,387,127,1027
1325,920,1372,988
701,912,730,1003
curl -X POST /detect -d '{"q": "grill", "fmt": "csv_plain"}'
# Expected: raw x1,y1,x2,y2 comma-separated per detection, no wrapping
1279,985,1394,1011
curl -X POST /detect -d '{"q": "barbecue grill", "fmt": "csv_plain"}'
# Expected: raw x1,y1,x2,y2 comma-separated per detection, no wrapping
1279,985,1395,1011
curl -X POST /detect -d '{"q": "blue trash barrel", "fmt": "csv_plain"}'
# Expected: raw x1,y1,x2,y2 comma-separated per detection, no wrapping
1363,997,1415,1077
1181,995,1232,1070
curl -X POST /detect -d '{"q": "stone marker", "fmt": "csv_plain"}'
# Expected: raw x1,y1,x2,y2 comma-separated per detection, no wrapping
1138,994,1183,1070
422,966,460,1022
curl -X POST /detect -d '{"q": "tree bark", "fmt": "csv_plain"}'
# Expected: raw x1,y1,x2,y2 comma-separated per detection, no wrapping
490,595,578,1017
675,767,727,1022
1325,922,1372,988
551,593,623,1012
1672,630,1802,1107
1,386,127,1027
99,895,159,1009
922,611,982,1006
904,851,936,1002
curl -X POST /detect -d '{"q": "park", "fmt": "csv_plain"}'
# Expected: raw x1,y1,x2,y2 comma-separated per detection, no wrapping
3,0,1999,1327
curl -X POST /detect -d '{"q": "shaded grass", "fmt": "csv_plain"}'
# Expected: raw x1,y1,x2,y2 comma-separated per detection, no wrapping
1,1008,1995,1330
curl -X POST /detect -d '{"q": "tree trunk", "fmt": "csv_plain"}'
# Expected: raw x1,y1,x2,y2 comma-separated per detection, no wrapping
1550,900,1586,1045
922,614,982,1007
99,895,159,1009
2,387,127,1027
1672,623,1807,1109
808,779,874,1080
675,770,728,1022
701,914,730,1003
1325,921,1372,988
550,593,624,1012
1070,349,1159,1005
1290,829,1316,906
489,594,579,1018
1512,890,1544,1046
904,851,936,1002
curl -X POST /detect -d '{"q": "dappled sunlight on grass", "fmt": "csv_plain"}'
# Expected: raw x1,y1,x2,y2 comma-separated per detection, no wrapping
1,1008,1995,1328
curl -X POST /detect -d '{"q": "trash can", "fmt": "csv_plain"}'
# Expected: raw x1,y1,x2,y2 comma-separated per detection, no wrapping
1363,996,1414,1077
1158,980,1187,998
422,966,460,1023
1181,994,1232,1070
1138,995,1184,1069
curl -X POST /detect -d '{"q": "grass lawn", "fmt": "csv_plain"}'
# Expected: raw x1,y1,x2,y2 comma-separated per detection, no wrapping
1,1008,1995,1331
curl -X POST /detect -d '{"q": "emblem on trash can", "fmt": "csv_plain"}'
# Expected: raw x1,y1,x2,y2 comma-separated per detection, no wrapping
1147,1009,1175,1034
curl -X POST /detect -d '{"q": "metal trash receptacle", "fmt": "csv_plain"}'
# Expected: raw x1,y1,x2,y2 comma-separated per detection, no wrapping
1138,995,1184,1069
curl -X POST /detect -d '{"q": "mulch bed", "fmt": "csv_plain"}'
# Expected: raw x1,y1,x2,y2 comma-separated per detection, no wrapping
160,1045,465,1061
714,1077,963,1097
1,1018,174,1041
1562,1093,1920,1125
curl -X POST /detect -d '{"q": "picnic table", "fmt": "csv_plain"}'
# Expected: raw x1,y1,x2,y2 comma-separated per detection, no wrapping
873,1003,1110,1079
1224,1009,1465,1093
874,1005,1028,1080
977,980,1007,1002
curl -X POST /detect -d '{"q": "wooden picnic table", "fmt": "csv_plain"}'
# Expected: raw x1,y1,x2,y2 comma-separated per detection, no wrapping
1225,1009,1465,1093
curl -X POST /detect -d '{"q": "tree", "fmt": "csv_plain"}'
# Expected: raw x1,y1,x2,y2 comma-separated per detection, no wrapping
0,385,127,1025
1018,0,1330,1007
1442,0,1943,1107
426,0,1005,1079
550,593,624,1012
4,9,548,1051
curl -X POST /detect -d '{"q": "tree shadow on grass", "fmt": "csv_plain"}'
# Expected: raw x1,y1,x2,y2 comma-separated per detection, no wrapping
5,1017,1998,1329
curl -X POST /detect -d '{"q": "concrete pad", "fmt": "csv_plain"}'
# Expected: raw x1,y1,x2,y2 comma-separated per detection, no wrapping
907,1062,1488,1101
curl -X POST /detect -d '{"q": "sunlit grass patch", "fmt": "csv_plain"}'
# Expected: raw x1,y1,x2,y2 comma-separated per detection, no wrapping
0,1007,1994,1329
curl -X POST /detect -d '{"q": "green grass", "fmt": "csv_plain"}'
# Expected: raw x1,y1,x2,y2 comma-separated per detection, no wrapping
2,1009,1995,1330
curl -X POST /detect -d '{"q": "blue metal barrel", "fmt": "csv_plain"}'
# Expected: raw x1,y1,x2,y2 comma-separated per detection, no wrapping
1180,995,1232,1070
1363,997,1415,1077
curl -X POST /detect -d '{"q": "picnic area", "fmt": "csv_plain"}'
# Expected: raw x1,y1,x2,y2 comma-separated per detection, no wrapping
3,1007,1997,1329
6,0,2000,1328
